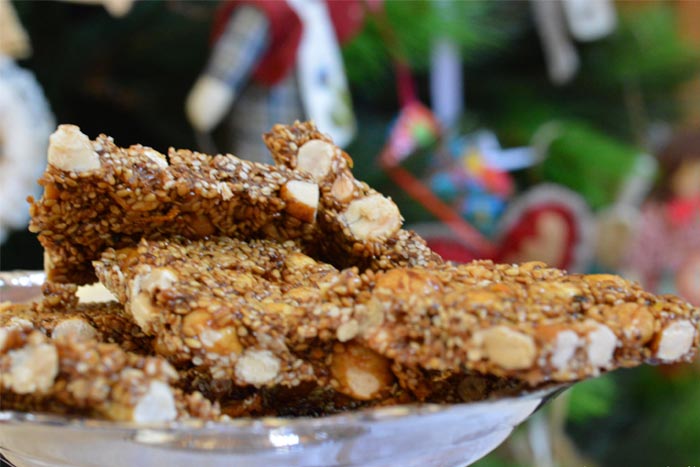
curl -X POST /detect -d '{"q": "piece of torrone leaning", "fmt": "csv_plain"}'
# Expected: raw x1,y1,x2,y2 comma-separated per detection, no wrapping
359,262,700,384
91,236,496,406
0,318,218,422
263,121,443,270
95,236,700,391
93,236,362,391
28,124,320,284
0,297,152,354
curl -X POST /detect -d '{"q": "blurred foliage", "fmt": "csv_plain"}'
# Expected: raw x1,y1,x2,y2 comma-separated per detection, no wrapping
568,365,700,466
580,6,700,89
565,374,616,423
342,0,521,101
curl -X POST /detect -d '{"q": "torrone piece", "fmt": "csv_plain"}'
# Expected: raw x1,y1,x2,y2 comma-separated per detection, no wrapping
95,236,700,389
0,319,208,422
1,288,152,354
93,236,360,390
360,262,700,384
29,124,320,284
263,121,443,270
92,236,524,408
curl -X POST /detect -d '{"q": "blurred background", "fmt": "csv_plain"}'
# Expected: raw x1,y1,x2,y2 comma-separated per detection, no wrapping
1,0,700,465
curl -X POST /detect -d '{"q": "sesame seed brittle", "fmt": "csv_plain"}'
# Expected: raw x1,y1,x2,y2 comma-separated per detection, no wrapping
0,318,218,422
94,236,699,395
263,121,443,270
9,121,700,423
29,125,321,285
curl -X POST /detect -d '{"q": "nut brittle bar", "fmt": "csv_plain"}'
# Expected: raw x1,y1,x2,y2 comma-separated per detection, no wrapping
263,121,443,270
29,125,320,285
0,320,218,421
361,262,700,384
1,287,151,354
94,236,462,405
95,236,699,393
94,236,354,389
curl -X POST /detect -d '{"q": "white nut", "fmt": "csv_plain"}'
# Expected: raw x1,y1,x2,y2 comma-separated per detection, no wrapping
52,319,98,341
7,343,58,393
8,317,33,330
656,320,695,362
345,367,382,400
143,149,168,168
341,194,402,241
235,349,280,385
337,319,360,342
217,182,233,200
48,125,101,172
586,323,617,368
550,330,581,370
281,180,319,223
477,326,536,370
297,140,334,180
130,267,177,330
331,173,355,202
132,381,177,423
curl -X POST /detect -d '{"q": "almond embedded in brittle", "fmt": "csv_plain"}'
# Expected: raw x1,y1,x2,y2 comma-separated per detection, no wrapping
331,342,394,400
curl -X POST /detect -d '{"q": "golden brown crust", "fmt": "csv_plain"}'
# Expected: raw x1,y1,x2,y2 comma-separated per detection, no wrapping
0,323,205,421
95,236,700,389
1,294,152,354
29,127,319,285
263,121,443,270
361,263,700,384
94,236,353,389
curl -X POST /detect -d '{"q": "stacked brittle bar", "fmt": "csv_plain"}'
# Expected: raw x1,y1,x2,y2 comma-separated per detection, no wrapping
2,122,698,422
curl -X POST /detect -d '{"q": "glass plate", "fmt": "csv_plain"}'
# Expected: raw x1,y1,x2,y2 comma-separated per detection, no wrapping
0,271,566,467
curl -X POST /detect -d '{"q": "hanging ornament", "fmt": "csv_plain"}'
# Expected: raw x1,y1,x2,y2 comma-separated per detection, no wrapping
186,0,362,162
0,56,55,243
623,131,700,303
371,1,492,255
496,184,594,272
287,0,356,147
0,0,31,59
530,0,579,85
428,131,530,237
561,0,617,42
60,0,136,17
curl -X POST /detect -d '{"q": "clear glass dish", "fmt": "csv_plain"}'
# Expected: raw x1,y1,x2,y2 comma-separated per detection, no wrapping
0,271,566,467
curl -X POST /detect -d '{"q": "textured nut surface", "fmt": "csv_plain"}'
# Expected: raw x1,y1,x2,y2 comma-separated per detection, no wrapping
130,267,177,330
132,381,177,423
550,330,581,370
52,319,98,341
235,349,280,385
281,180,319,222
374,269,438,296
586,323,617,368
7,343,59,394
331,343,393,400
284,252,318,270
336,319,360,342
297,140,334,180
201,327,243,355
656,320,695,361
143,149,168,168
478,326,536,370
331,173,355,202
341,195,402,241
48,125,101,172
182,311,212,337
